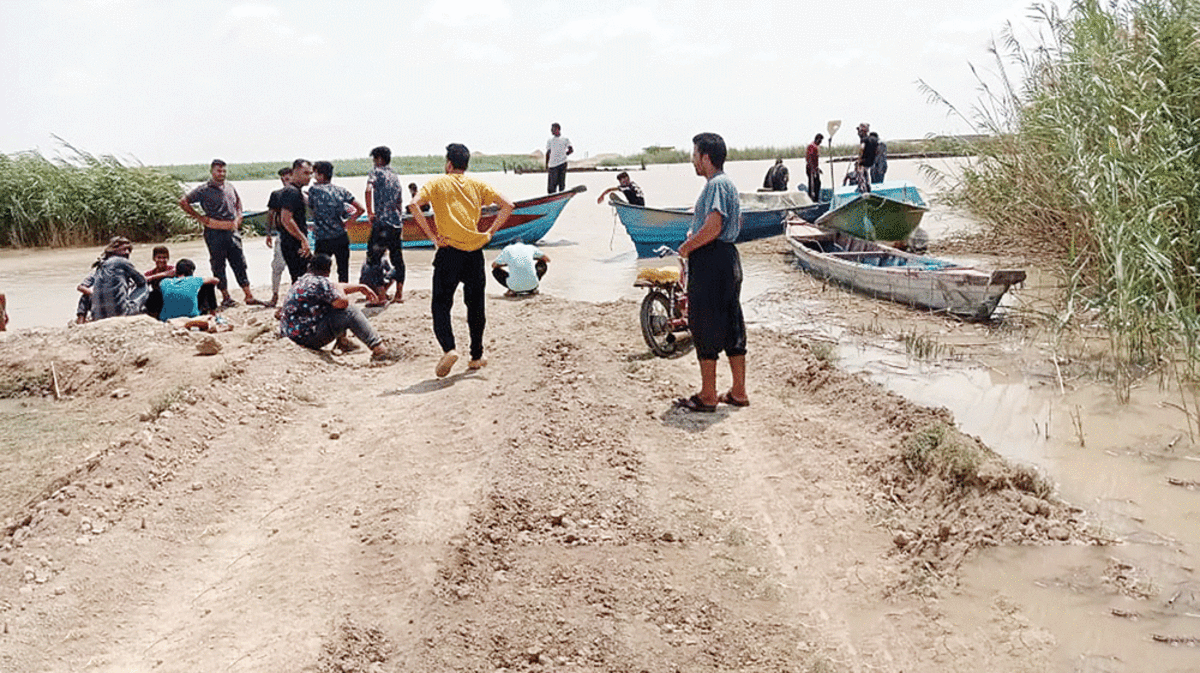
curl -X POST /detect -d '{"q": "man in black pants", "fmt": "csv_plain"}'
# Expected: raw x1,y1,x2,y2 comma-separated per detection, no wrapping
277,159,314,282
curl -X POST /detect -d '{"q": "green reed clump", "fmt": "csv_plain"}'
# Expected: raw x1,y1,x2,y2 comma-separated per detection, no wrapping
924,0,1200,370
0,145,194,248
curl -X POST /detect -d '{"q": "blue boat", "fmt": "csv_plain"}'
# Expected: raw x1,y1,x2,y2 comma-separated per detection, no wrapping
608,191,820,258
813,180,928,242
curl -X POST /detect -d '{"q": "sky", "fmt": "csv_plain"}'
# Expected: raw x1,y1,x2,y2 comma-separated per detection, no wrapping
1,0,1057,166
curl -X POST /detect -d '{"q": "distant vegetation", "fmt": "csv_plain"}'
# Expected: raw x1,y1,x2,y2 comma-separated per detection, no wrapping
597,136,972,168
0,144,193,247
924,0,1200,378
157,154,545,182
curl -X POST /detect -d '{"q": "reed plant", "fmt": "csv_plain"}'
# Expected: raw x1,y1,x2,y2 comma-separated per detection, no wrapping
923,0,1200,373
0,143,193,248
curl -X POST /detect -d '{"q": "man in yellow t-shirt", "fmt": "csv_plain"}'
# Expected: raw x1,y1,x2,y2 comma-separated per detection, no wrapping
409,143,515,378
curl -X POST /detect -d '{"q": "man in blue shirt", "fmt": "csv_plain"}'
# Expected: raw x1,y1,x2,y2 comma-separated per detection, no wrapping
675,132,749,412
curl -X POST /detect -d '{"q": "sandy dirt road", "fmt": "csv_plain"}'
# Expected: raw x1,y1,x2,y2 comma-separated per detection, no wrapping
0,278,1095,672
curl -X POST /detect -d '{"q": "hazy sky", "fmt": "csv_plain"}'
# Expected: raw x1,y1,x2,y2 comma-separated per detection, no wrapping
2,0,1054,166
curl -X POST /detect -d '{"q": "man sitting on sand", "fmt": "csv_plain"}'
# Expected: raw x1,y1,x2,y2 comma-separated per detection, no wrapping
278,254,397,361
91,237,150,321
596,171,645,206
157,258,220,330
491,241,549,296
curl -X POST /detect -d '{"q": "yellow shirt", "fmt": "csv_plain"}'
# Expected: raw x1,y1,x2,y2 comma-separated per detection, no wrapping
417,174,503,251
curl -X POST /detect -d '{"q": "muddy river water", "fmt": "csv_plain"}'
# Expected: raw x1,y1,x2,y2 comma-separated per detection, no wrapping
2,158,1197,669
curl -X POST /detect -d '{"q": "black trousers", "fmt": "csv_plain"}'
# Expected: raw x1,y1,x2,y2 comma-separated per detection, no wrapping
431,247,486,360
203,228,250,291
547,163,567,193
281,233,308,282
807,169,822,202
316,232,351,283
686,241,746,360
371,224,406,285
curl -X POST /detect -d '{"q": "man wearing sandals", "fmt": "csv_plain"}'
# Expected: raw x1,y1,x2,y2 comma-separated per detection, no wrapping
409,143,514,378
674,132,750,412
178,159,262,308
278,253,397,361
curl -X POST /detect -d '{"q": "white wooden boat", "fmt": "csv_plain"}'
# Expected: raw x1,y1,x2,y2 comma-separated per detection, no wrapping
786,223,1025,320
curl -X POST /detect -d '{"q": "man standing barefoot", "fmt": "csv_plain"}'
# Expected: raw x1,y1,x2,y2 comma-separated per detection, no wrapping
675,132,749,412
408,143,514,378
178,159,261,307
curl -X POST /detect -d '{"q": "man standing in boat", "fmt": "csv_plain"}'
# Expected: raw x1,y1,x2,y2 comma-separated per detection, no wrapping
409,143,515,378
869,131,888,184
806,133,824,202
674,132,749,412
545,122,573,194
855,122,879,193
178,159,262,308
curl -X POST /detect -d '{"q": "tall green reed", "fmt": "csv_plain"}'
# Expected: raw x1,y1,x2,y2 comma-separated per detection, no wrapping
923,0,1200,379
0,143,197,248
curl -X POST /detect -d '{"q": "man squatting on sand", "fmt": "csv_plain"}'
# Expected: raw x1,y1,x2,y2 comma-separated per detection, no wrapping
408,143,515,378
177,159,262,308
674,132,750,412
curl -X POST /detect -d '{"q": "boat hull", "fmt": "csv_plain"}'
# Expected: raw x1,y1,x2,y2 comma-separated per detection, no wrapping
244,186,584,250
814,181,928,242
611,191,819,258
786,223,1025,320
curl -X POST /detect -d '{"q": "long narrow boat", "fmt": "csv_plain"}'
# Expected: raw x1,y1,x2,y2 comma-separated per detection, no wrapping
786,222,1025,321
814,180,928,242
242,186,586,249
610,191,823,258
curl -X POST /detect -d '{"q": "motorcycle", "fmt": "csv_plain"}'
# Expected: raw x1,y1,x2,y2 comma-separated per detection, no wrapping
634,248,691,358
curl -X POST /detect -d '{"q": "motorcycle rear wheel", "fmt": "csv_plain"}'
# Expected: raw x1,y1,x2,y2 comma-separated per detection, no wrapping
640,290,692,358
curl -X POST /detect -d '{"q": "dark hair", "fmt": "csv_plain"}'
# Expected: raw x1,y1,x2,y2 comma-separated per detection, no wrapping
692,132,726,169
815,133,824,143
616,171,630,180
210,159,226,168
278,166,292,177
869,132,879,139
308,253,333,275
370,146,391,165
313,161,333,179
446,143,470,170
551,122,561,130
175,258,197,276
408,182,418,190
152,245,169,257
292,158,311,170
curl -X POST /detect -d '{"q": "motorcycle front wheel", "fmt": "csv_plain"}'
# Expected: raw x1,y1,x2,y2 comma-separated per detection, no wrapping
639,290,692,358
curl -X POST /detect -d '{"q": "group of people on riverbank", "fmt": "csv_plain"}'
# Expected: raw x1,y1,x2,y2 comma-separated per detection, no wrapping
60,132,746,411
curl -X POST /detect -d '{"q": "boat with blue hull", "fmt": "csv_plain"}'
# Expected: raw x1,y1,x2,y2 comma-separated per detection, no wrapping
813,180,927,242
609,191,821,258
242,185,585,250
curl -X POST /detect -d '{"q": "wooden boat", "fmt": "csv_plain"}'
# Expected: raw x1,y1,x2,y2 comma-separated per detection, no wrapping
814,180,928,242
785,222,1025,321
242,186,586,249
609,191,823,258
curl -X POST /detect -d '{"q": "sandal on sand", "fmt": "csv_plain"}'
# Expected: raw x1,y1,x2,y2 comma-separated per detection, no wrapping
718,391,750,407
220,298,239,308
245,297,265,306
674,395,717,413
333,336,361,354
435,351,458,378
468,357,487,370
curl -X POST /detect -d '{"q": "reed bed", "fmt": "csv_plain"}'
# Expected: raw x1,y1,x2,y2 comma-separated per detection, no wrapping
925,0,1200,372
0,145,193,248
157,154,544,182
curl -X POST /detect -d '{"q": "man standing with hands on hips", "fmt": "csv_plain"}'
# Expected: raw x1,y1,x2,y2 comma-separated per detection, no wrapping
409,143,515,378
178,159,262,308
674,132,749,412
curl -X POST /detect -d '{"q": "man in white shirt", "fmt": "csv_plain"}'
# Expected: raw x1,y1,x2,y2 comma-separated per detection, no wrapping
491,241,549,297
545,122,573,194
